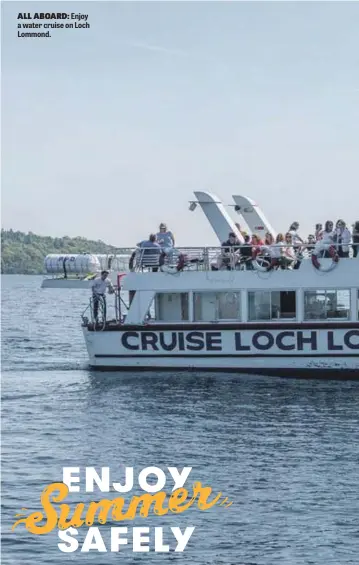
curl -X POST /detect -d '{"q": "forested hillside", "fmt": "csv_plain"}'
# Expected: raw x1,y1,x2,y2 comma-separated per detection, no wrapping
1,229,119,274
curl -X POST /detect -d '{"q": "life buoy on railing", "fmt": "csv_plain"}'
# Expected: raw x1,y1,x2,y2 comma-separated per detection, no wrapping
160,253,186,274
312,245,339,272
252,246,274,272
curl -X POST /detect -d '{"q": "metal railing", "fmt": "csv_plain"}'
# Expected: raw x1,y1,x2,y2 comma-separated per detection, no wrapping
128,243,358,273
50,243,359,280
81,290,123,331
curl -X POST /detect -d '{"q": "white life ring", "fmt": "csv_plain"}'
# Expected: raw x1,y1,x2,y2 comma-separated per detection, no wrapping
252,246,274,272
312,245,339,272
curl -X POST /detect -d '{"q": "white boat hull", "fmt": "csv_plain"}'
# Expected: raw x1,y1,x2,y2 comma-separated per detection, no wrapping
83,325,359,376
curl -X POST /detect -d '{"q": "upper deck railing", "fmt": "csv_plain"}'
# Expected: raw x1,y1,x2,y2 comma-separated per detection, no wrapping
43,243,358,279
128,243,358,274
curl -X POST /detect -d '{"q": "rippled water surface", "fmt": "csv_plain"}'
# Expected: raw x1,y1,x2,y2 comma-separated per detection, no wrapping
2,275,359,564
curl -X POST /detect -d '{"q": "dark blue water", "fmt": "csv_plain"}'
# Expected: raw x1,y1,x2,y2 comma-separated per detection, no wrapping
2,275,359,564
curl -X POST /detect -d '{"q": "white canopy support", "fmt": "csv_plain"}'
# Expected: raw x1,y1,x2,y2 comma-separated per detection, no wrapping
231,195,277,238
193,191,244,243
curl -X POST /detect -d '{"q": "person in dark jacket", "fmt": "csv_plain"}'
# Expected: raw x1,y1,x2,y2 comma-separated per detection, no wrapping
137,234,161,271
217,232,241,269
239,234,253,269
352,221,359,258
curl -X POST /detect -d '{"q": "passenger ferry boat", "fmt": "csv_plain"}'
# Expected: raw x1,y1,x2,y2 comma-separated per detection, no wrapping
42,193,359,377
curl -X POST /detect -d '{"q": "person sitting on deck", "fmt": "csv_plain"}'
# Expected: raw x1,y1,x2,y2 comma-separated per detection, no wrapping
250,234,264,258
156,223,175,250
239,233,253,269
217,232,241,270
269,233,298,269
304,235,316,255
137,234,162,271
264,232,274,246
156,222,175,263
261,232,275,268
269,233,284,268
91,270,114,322
251,233,264,246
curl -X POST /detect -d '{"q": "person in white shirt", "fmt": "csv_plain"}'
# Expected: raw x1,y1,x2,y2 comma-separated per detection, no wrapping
321,221,334,242
283,232,298,268
288,222,304,252
314,220,334,257
315,223,323,241
333,219,351,258
91,270,114,322
270,233,284,262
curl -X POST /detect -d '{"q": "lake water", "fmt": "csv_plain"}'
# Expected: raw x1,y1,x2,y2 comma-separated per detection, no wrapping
1,275,359,564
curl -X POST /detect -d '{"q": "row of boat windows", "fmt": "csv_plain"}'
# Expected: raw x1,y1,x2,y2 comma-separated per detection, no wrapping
154,289,358,322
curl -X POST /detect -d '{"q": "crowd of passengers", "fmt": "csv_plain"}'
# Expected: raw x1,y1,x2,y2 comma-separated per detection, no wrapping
216,220,359,270
134,220,359,271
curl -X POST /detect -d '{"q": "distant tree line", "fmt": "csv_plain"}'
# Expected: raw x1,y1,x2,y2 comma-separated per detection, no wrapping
1,229,119,274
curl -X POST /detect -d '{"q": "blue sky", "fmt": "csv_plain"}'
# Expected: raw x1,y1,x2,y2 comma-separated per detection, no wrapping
2,1,359,246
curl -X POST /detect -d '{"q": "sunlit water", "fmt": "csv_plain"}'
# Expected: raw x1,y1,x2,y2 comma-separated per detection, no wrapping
1,275,359,564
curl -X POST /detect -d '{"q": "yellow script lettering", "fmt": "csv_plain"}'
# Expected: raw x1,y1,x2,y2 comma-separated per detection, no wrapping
12,482,68,535
125,491,168,519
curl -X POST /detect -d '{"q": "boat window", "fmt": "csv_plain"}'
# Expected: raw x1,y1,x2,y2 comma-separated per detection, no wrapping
304,289,350,320
193,292,241,321
156,293,189,321
248,291,296,321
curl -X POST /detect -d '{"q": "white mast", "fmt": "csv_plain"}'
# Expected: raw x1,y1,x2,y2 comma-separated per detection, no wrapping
232,195,277,238
192,191,244,243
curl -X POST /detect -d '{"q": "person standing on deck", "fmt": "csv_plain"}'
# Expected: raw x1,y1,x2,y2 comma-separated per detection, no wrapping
315,223,323,241
91,270,114,322
333,220,351,258
352,221,359,258
288,222,304,252
314,220,335,257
